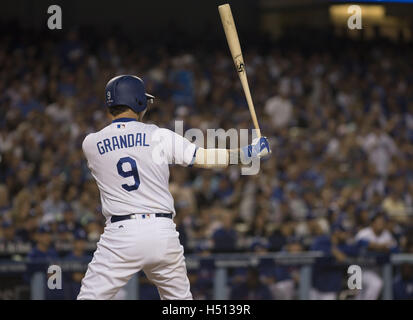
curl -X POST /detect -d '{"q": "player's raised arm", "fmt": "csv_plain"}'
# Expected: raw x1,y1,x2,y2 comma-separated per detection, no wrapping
193,136,271,169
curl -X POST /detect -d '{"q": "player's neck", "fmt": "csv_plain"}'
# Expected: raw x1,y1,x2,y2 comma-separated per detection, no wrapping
111,111,141,122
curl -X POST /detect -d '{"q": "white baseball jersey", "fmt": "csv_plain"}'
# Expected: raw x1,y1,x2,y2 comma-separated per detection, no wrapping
82,117,197,221
355,227,396,247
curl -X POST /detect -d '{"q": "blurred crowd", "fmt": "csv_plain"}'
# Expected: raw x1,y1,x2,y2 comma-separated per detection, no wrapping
0,26,413,299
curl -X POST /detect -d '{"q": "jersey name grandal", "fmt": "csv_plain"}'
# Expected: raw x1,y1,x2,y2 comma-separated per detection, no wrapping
97,133,150,155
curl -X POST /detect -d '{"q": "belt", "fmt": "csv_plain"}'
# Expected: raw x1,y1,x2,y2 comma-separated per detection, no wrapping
110,213,172,223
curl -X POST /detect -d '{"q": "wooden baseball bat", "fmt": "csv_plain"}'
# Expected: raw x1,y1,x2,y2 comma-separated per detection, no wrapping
218,3,261,138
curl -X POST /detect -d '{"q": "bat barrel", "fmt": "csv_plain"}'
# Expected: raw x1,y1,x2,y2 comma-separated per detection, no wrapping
218,3,262,138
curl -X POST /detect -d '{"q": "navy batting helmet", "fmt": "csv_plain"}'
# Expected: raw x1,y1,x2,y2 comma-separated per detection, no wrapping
105,75,154,113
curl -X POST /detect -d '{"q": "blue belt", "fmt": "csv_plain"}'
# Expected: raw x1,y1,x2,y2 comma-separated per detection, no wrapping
110,213,172,223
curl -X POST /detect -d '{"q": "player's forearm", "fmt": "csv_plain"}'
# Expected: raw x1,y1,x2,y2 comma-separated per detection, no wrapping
193,148,233,168
193,137,271,169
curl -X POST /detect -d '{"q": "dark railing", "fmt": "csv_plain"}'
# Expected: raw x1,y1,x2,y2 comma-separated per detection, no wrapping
1,252,412,299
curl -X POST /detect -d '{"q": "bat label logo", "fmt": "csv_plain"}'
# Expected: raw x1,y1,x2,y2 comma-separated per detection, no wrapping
235,56,245,73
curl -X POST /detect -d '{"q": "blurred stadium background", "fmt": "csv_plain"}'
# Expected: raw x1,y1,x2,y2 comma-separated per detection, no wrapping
1,0,413,300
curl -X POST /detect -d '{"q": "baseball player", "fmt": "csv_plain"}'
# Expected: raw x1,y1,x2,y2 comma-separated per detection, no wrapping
77,75,270,300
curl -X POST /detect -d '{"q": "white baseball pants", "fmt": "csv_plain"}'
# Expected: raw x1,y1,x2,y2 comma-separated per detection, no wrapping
77,215,192,300
356,270,383,300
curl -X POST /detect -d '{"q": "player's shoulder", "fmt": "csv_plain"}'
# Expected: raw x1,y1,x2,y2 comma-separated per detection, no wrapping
82,129,101,145
145,123,176,140
82,127,107,151
82,132,96,154
140,122,161,133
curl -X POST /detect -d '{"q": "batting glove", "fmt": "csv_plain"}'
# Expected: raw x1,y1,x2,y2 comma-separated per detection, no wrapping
241,136,271,162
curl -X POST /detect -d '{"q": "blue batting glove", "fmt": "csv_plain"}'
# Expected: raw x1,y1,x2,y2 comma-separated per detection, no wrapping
241,136,271,162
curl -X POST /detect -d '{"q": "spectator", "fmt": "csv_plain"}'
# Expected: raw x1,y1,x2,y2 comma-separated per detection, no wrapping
264,83,293,129
57,204,83,242
393,241,413,299
268,216,296,251
0,184,11,216
250,239,296,300
189,242,214,300
355,213,398,300
15,209,39,243
64,229,91,299
27,225,58,262
230,268,272,300
26,225,61,299
382,181,409,224
0,220,16,243
359,121,398,176
41,188,65,225
212,212,237,253
393,266,413,300
310,224,360,300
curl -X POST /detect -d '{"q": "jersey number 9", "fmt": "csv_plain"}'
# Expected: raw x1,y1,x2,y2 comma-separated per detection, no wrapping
116,157,140,191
